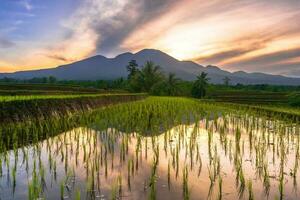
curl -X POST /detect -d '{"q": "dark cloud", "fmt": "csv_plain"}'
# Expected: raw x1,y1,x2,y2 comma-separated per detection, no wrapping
0,37,15,48
195,49,251,65
92,0,179,55
220,47,300,76
285,67,300,77
194,32,278,65
259,62,300,76
45,54,74,62
229,48,300,68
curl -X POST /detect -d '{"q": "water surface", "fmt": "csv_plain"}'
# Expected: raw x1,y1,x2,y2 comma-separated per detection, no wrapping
0,115,299,199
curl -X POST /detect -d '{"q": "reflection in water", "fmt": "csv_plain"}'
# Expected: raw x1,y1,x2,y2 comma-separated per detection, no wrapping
0,115,300,200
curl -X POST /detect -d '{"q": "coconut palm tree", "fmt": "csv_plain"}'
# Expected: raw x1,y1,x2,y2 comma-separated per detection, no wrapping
166,73,181,96
140,61,163,92
126,60,139,80
191,72,210,98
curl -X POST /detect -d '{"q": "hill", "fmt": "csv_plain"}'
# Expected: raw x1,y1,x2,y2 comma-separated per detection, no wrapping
1,49,300,85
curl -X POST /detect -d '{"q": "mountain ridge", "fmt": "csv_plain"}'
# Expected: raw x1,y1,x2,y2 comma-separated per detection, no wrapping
1,49,300,85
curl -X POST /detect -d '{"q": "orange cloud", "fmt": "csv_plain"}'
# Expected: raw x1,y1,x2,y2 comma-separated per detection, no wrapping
122,0,300,73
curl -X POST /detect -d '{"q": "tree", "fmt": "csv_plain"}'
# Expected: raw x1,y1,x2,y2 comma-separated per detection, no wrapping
96,80,109,89
111,78,126,89
165,73,181,96
126,60,139,80
150,73,181,96
140,61,164,92
49,76,57,84
223,76,231,86
191,72,210,98
150,81,168,95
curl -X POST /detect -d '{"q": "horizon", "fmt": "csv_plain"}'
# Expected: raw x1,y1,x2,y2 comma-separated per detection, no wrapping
0,0,300,76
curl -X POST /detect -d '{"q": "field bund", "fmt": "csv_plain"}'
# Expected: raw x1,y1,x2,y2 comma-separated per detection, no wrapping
0,93,147,124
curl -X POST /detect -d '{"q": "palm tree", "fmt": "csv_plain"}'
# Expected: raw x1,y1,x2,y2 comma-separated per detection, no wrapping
140,61,163,92
126,60,139,80
166,73,181,96
191,72,210,98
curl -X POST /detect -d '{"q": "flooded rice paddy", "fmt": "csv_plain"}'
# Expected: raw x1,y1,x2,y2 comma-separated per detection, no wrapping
0,98,299,200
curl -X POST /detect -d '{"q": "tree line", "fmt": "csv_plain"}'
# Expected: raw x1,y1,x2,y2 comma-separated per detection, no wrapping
1,60,300,98
126,60,208,98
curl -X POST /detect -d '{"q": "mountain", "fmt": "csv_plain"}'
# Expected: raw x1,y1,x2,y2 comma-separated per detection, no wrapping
1,49,300,85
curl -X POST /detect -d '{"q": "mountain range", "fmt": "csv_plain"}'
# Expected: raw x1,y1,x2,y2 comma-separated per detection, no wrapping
1,49,300,85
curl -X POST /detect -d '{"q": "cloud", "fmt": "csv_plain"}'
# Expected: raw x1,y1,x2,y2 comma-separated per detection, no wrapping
243,60,300,77
0,60,19,72
284,68,300,77
0,37,15,48
33,0,179,62
193,34,275,64
195,49,253,65
43,54,75,62
225,47,300,71
1,0,300,76
121,0,300,62
76,0,179,55
19,0,33,11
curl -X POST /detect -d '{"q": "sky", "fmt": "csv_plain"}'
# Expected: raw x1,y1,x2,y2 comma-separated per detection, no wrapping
0,0,300,76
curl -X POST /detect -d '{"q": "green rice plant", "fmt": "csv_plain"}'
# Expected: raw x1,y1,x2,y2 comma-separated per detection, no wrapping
60,180,65,200
149,155,159,200
111,184,118,200
118,174,122,197
28,169,43,200
247,180,254,200
75,189,81,200
217,176,222,200
2,96,300,200
12,164,16,192
182,166,190,200
263,162,270,196
168,160,171,190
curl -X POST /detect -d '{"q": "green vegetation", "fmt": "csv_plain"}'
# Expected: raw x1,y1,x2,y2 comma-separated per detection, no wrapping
222,102,300,122
206,90,289,104
1,60,300,199
191,72,209,98
0,93,139,102
0,82,127,96
0,96,299,199
288,93,300,107
126,60,209,98
1,60,300,107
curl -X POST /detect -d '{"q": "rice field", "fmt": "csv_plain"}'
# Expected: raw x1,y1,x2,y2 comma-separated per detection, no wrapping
0,97,299,200
0,93,141,102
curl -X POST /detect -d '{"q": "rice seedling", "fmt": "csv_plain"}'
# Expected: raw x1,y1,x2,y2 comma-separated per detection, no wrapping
75,189,81,200
1,96,299,199
60,180,65,200
247,180,254,200
168,160,171,190
182,166,190,200
217,176,222,200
